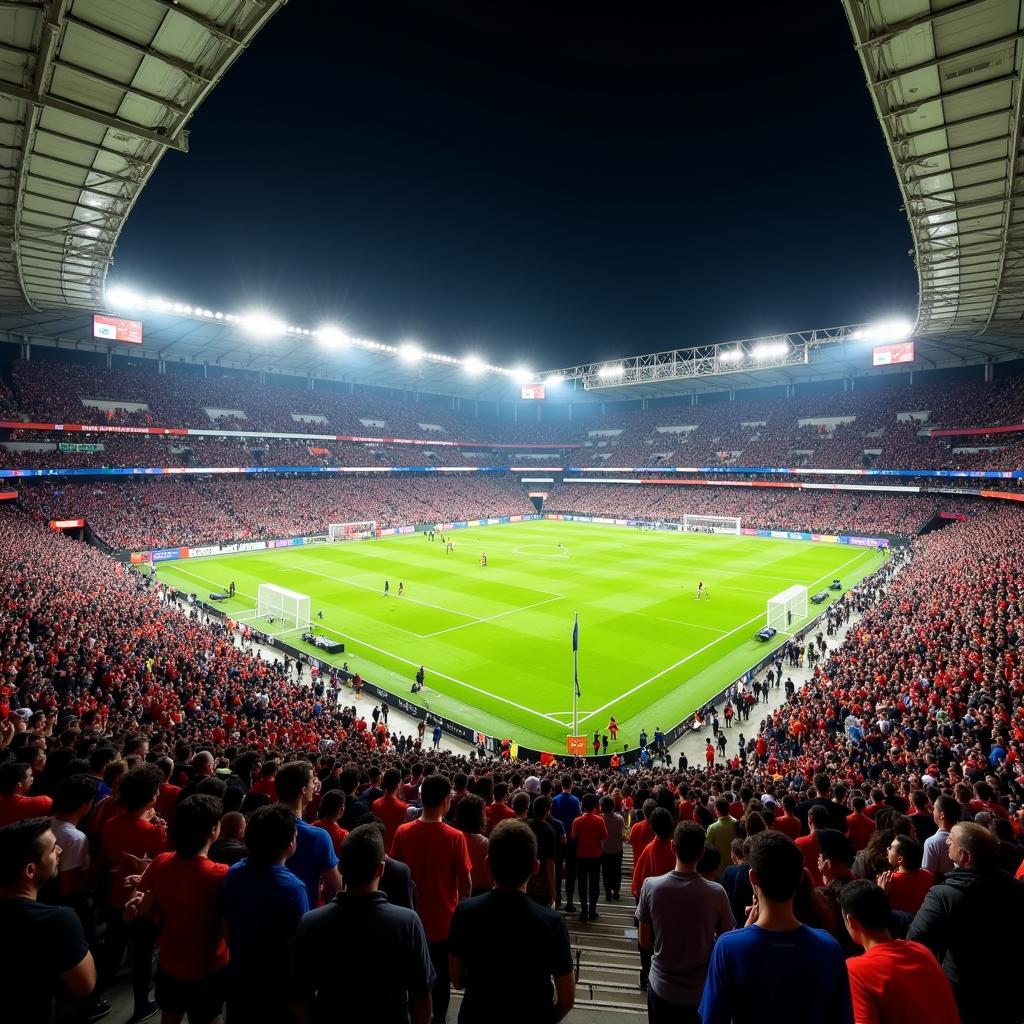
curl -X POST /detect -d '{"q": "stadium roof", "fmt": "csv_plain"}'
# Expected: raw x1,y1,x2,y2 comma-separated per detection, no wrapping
0,0,286,310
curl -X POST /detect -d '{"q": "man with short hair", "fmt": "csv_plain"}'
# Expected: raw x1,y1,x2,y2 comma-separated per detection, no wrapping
908,822,1024,1024
631,807,676,899
275,761,342,909
638,821,733,1022
699,831,852,1024
294,824,434,1024
47,774,95,904
223,804,308,1024
922,794,959,878
449,819,575,1022
571,792,607,922
551,775,581,913
705,797,737,867
877,835,933,915
796,773,848,833
0,761,53,826
0,817,97,1022
391,774,473,1024
372,767,410,851
796,805,828,886
841,880,958,1024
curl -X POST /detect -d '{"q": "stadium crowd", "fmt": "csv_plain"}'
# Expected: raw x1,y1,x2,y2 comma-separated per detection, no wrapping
0,491,1023,1023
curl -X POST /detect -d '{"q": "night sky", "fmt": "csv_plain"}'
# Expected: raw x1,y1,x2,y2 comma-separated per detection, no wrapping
113,2,918,370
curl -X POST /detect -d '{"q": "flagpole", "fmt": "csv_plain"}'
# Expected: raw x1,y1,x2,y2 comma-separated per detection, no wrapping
572,611,579,740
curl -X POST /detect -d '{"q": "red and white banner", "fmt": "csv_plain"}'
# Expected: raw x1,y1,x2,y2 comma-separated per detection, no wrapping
93,314,143,344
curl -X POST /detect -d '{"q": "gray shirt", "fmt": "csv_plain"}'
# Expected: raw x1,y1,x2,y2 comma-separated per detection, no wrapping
922,828,953,877
637,869,734,1006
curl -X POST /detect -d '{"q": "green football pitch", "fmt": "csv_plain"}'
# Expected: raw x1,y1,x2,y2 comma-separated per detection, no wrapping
147,521,884,752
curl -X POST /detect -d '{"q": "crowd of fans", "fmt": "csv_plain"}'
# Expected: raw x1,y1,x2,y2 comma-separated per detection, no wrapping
0,496,1023,1023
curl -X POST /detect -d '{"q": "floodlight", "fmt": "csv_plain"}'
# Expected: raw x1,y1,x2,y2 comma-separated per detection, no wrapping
597,363,625,379
399,341,424,364
545,374,566,385
105,286,143,309
718,348,743,363
852,318,914,344
463,355,485,375
512,365,534,384
240,311,286,337
752,341,789,359
316,324,348,349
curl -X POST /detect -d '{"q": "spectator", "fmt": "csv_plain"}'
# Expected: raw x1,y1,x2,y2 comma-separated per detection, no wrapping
0,817,97,1022
275,761,342,909
922,795,959,878
638,820,732,1022
372,767,409,851
47,774,95,905
222,804,308,1023
796,805,829,887
877,835,933,915
551,775,581,913
705,797,738,867
699,831,852,1024
907,822,1024,1024
125,795,229,1024
449,819,575,1023
293,824,434,1023
840,880,959,1024
208,811,248,867
525,794,558,908
0,761,53,826
631,806,676,900
571,792,608,922
391,774,473,1024
310,789,349,858
599,794,626,902
453,793,492,897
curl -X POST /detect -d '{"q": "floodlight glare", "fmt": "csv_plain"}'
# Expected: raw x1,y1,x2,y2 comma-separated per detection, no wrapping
240,311,286,338
597,363,625,379
852,318,914,344
316,324,348,349
399,341,424,364
752,341,789,359
719,348,743,363
512,365,534,384
105,286,143,309
545,374,566,385
463,355,485,375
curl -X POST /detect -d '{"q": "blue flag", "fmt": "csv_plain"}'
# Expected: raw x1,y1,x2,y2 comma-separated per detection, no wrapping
572,613,580,698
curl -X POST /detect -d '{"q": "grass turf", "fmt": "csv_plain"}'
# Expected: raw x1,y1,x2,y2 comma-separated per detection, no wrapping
147,521,884,752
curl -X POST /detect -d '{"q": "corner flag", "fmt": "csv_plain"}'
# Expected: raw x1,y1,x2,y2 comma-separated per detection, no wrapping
572,613,580,698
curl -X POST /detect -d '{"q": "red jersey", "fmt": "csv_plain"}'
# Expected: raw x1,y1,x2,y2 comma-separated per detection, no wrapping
0,792,53,828
484,801,516,833
101,813,168,909
845,812,876,852
371,794,410,851
772,813,802,840
140,852,230,980
847,940,959,1024
795,833,822,886
631,837,676,898
391,818,472,942
571,811,608,859
629,819,654,862
311,819,349,857
885,868,934,915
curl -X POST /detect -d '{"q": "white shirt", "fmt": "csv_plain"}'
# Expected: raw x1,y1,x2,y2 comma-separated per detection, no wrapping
52,819,89,873
922,828,953,876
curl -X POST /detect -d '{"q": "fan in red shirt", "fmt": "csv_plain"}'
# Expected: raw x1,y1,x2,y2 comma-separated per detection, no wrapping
126,795,230,1024
484,782,517,833
795,806,828,886
841,880,959,1024
0,763,53,827
630,807,676,898
629,800,657,864
310,790,349,857
571,793,608,921
845,797,877,852
878,835,933,915
371,768,410,851
771,795,803,840
390,774,472,1024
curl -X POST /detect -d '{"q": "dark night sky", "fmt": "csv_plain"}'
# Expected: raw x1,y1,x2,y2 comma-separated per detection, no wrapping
112,2,918,370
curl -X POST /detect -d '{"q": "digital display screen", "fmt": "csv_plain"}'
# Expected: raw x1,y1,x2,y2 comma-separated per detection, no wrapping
93,314,143,344
521,383,546,400
872,341,914,366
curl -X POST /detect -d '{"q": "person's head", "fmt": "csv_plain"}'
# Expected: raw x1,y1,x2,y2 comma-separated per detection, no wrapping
0,817,60,892
840,879,892,948
219,811,246,841
782,794,797,814
420,774,451,812
531,795,552,821
193,751,215,777
673,821,707,866
933,793,961,830
454,793,486,835
948,822,998,871
382,767,401,794
748,830,805,904
887,834,923,872
340,824,386,890
581,793,598,814
275,761,315,807
641,798,657,821
698,844,721,880
560,775,572,792
118,763,164,813
807,805,828,833
813,773,831,797
0,762,32,796
511,791,530,818
171,795,222,857
649,806,674,841
816,830,854,879
493,781,509,804
51,775,95,818
317,789,345,822
600,796,614,815
245,804,297,866
487,819,537,889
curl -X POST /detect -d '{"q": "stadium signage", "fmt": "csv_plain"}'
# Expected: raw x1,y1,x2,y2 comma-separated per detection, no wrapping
872,340,914,366
58,443,102,452
521,383,546,400
49,518,85,529
93,314,143,344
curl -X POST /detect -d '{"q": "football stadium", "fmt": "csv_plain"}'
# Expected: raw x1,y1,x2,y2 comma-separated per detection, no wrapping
0,3,1022,1024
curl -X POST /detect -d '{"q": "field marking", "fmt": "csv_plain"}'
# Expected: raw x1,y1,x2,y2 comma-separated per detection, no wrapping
576,549,872,729
419,594,566,638
653,615,729,634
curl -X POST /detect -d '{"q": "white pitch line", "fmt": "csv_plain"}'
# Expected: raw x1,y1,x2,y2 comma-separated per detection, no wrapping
420,594,566,638
576,549,872,728
653,616,729,634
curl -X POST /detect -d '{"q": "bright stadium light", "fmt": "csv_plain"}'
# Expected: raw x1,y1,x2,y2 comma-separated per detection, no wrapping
752,341,789,359
463,354,486,376
105,286,143,309
512,365,534,384
316,324,348,349
240,311,286,338
399,341,424,364
718,347,743,363
597,363,625,379
545,374,566,385
852,318,914,343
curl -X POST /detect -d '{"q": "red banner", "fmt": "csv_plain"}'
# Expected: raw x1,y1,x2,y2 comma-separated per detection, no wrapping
566,735,587,756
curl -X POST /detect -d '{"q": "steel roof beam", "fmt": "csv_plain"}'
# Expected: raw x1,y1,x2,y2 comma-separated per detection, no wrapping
872,32,1024,85
856,0,1002,51
148,0,244,47
884,73,1019,120
52,58,191,117
895,107,1012,144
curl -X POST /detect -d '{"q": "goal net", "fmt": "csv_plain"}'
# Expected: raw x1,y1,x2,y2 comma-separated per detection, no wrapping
683,514,741,536
328,520,377,542
256,583,311,630
767,584,808,633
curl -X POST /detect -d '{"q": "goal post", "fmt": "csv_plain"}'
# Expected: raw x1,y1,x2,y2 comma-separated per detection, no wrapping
767,584,808,633
256,583,311,630
683,514,741,535
328,520,377,542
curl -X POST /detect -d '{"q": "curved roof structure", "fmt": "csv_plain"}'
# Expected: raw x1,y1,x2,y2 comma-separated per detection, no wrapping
843,0,1024,342
0,0,285,311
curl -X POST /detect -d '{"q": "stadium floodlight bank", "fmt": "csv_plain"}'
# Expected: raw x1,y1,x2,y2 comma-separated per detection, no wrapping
683,514,741,536
767,584,808,633
328,520,377,542
256,583,311,630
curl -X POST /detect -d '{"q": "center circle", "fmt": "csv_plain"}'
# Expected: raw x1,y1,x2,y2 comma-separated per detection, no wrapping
513,544,570,558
